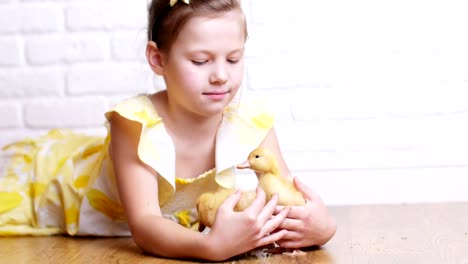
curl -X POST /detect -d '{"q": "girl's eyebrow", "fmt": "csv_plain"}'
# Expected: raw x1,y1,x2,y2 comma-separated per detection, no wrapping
188,48,244,55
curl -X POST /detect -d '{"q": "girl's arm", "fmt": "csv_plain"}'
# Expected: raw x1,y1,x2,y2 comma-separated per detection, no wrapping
109,114,290,261
109,113,207,258
259,127,337,247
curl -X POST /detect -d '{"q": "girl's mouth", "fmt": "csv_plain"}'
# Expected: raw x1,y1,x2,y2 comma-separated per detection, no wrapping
203,91,230,101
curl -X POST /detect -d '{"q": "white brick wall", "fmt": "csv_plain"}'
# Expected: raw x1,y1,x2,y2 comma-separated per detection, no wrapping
0,0,467,205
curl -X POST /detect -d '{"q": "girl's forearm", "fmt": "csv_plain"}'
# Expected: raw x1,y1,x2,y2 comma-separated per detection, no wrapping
129,214,220,261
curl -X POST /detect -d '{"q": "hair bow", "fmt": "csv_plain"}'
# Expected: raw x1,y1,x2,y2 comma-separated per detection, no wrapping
170,0,190,6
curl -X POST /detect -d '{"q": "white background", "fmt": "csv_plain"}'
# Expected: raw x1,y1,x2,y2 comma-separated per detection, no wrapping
0,0,467,205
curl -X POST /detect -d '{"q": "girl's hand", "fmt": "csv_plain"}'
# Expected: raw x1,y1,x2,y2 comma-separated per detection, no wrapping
274,177,336,249
206,187,290,261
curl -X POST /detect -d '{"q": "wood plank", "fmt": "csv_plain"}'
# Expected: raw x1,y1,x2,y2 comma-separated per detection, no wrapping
1,203,467,263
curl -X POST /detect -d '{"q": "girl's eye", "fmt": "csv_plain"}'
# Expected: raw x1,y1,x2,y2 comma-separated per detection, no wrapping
227,59,239,64
191,60,207,65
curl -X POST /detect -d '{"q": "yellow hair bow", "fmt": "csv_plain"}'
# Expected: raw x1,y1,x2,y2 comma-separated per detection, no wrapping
170,0,190,7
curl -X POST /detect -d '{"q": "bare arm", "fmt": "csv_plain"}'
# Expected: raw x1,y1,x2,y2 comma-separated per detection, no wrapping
109,113,213,259
109,114,290,261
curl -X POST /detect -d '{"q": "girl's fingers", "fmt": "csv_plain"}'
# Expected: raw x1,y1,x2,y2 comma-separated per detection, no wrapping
259,206,290,237
258,229,288,247
293,177,320,201
276,236,304,249
277,217,302,231
274,205,285,214
274,205,307,219
289,206,309,219
256,193,279,224
219,191,242,211
244,187,266,215
276,230,302,242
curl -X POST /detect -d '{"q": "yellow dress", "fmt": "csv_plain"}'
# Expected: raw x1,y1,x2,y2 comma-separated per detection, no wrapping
0,95,274,236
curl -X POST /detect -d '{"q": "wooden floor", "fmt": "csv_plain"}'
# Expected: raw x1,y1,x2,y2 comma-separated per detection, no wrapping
1,202,468,263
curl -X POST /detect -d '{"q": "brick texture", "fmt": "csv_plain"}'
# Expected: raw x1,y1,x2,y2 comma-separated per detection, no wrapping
0,0,467,204
0,37,22,66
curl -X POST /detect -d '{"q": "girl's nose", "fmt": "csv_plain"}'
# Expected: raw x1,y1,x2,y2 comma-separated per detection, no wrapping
209,62,228,85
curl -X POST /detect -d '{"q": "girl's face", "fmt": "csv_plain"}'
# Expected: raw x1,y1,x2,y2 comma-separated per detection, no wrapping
161,10,245,118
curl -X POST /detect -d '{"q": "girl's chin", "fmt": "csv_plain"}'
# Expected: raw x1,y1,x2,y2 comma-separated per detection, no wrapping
197,102,230,116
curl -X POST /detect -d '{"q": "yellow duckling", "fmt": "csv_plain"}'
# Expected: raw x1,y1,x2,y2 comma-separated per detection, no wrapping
236,147,305,206
196,187,256,232
196,147,306,232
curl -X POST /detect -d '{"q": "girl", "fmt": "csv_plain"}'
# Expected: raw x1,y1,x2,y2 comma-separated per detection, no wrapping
0,0,336,261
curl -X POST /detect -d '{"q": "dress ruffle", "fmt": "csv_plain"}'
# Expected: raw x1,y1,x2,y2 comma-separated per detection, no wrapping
0,94,274,236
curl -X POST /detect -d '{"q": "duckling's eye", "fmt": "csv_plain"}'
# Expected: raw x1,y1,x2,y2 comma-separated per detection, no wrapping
255,155,260,158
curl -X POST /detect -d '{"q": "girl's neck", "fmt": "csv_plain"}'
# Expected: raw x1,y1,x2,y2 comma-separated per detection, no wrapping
168,109,222,142
151,91,223,142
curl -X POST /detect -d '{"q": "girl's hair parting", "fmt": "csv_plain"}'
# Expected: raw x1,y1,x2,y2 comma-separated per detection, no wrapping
147,0,246,53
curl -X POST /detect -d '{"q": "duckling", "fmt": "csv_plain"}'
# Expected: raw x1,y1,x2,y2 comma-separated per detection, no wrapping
196,187,256,232
196,147,305,231
236,147,305,206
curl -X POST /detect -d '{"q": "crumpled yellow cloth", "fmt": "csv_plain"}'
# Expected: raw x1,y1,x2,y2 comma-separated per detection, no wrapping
0,95,274,236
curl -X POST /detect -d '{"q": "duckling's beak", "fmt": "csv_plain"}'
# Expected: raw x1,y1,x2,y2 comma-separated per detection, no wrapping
236,161,250,169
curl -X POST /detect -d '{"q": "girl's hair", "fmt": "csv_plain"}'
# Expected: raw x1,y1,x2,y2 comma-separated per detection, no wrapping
147,0,247,53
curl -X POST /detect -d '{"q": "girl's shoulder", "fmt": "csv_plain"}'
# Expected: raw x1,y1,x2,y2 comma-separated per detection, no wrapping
225,98,275,130
104,94,161,128
214,98,275,188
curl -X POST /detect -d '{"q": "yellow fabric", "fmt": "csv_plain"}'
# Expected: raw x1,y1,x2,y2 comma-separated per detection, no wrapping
0,94,274,236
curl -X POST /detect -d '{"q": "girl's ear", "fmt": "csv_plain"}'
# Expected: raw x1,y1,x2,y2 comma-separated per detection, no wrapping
146,41,165,75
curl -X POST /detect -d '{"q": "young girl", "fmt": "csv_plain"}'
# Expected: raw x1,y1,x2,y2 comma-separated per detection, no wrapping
0,0,336,261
